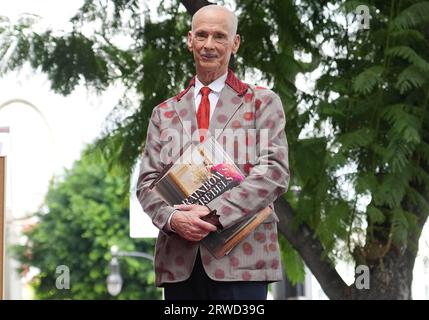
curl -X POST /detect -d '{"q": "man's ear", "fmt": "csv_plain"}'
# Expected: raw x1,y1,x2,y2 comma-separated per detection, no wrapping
232,34,240,54
187,31,193,52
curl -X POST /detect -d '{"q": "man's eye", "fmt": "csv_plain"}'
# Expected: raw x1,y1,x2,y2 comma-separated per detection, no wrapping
195,33,207,40
214,34,228,43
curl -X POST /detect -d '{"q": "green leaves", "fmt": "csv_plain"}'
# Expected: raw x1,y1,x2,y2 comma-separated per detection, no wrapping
291,137,329,227
366,205,385,224
386,46,429,73
13,148,161,299
318,200,350,253
390,29,426,46
391,208,418,246
338,128,375,148
279,235,305,285
392,1,429,30
292,137,327,184
353,66,384,95
0,17,111,95
395,65,428,94
382,104,421,144
375,171,410,208
313,0,429,268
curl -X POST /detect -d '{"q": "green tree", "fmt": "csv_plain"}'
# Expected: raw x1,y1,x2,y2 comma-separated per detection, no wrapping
13,149,161,299
306,0,429,299
2,0,429,299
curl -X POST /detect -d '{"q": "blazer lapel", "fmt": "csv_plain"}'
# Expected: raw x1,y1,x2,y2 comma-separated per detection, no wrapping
209,85,244,139
174,83,198,143
209,69,249,139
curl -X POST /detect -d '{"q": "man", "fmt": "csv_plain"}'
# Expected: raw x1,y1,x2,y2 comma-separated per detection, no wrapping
136,4,289,300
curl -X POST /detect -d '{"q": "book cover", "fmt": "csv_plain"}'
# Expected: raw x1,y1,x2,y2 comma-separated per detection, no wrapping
149,137,271,258
150,136,244,206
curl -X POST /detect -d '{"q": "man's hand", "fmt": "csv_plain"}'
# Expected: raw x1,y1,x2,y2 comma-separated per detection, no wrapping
171,204,217,242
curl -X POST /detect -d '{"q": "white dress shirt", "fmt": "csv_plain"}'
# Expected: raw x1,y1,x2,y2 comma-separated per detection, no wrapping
194,72,228,120
165,72,228,232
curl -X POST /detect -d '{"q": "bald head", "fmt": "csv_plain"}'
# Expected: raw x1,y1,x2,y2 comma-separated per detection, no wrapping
192,5,238,37
187,4,240,84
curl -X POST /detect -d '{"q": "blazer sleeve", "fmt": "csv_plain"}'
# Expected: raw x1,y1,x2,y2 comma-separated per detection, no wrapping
206,91,290,229
136,106,176,235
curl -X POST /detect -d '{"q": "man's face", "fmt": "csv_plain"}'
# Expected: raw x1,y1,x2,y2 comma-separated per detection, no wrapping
187,9,240,75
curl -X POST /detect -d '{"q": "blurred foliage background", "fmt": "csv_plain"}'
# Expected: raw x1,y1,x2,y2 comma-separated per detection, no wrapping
13,150,161,299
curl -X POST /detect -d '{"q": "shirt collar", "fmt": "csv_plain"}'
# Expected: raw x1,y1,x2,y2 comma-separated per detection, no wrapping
195,72,228,96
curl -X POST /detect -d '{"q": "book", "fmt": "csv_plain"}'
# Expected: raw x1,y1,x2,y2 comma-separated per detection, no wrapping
149,136,272,259
149,137,245,206
201,207,272,259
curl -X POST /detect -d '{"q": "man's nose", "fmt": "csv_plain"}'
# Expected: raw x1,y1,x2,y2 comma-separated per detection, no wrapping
203,35,215,49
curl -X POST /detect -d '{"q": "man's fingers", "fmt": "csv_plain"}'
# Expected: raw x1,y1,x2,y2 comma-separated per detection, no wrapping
196,219,218,232
196,209,212,217
172,210,216,241
174,204,198,210
174,205,211,217
174,204,210,215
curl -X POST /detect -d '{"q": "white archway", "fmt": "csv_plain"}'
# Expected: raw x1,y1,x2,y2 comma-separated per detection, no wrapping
0,98,57,299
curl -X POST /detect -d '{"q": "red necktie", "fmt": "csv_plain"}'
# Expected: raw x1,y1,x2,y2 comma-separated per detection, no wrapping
196,86,211,143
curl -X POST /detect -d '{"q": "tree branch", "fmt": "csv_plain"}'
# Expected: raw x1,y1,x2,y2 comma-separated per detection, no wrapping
274,197,351,299
180,0,213,15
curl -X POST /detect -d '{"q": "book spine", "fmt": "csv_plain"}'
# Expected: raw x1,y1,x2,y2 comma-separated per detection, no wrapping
213,207,272,259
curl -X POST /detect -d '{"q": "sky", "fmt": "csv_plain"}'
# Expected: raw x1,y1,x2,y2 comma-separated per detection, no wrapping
0,0,82,29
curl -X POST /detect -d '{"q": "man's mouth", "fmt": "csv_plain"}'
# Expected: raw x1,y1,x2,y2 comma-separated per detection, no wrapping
201,54,217,59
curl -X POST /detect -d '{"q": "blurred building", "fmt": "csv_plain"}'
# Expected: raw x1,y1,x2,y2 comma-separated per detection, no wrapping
0,69,119,299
